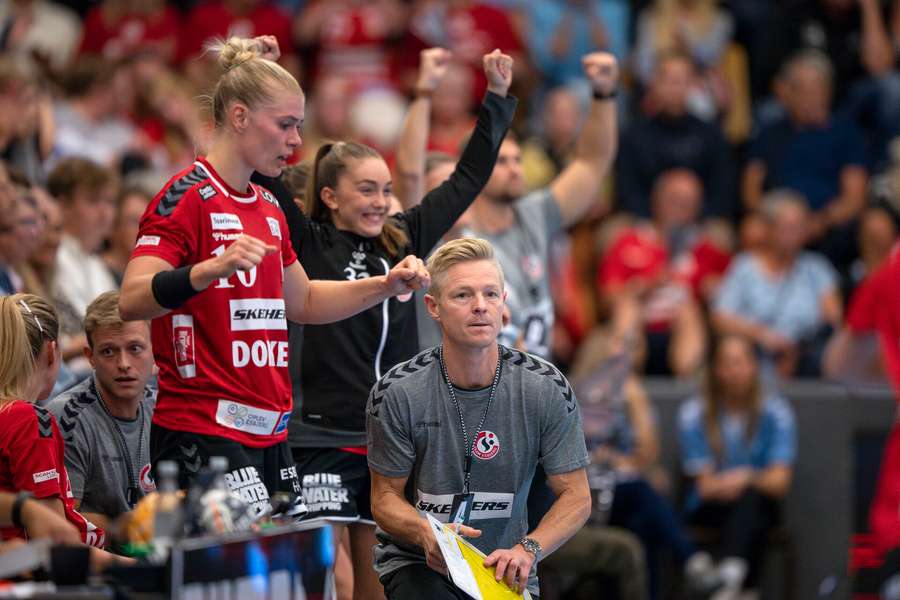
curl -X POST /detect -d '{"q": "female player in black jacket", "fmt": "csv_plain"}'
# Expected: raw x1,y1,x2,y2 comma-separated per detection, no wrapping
288,49,516,599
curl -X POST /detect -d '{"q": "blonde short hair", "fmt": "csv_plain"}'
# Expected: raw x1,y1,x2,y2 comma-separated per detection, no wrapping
426,238,505,298
84,291,148,347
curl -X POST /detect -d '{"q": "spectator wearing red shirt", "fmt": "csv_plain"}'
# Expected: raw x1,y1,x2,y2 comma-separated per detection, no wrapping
0,294,105,548
293,0,408,90
79,0,180,63
178,0,298,84
399,0,525,101
599,169,731,376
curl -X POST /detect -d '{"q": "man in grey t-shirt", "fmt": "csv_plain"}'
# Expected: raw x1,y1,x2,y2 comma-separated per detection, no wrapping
459,52,620,359
48,291,156,529
367,239,590,599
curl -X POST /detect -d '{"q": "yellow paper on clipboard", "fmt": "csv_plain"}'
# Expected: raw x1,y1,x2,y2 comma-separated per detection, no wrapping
426,514,533,600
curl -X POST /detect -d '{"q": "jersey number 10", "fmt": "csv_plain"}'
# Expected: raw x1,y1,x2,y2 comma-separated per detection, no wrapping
211,244,258,288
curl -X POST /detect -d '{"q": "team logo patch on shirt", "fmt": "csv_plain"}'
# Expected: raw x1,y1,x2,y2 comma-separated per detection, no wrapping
139,463,156,493
210,212,243,230
135,235,161,247
266,217,282,239
473,431,500,460
199,184,217,200
33,468,59,484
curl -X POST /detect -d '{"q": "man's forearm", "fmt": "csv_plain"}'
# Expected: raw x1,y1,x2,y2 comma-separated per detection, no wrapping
527,487,590,558
371,487,430,550
574,97,617,168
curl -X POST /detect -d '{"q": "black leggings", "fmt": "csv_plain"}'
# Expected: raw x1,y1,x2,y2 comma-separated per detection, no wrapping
381,563,469,600
687,489,780,579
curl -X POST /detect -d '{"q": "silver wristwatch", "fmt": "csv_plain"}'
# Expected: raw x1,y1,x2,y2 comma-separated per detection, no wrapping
518,537,542,560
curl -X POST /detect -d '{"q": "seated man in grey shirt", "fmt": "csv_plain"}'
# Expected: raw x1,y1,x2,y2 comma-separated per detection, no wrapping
366,238,591,599
49,291,156,530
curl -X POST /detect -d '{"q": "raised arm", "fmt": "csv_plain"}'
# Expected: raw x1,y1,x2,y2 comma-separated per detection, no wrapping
403,49,517,255
550,52,619,228
860,0,896,76
282,254,429,324
394,48,452,210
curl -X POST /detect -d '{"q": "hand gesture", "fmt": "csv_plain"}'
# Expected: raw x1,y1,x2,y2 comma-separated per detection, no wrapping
252,35,281,61
582,52,618,96
483,49,514,97
385,255,430,295
484,543,535,593
416,48,452,94
422,521,481,575
210,234,278,279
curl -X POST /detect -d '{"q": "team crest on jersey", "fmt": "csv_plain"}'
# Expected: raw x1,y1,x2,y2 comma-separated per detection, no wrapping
521,254,543,283
261,189,277,205
198,184,217,200
266,217,282,239
472,431,500,460
139,463,156,493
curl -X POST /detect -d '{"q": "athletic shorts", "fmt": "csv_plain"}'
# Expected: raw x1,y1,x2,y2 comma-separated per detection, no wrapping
292,447,373,524
151,423,301,517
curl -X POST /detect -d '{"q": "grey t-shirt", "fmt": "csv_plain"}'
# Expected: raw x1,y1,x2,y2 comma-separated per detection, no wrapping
48,377,156,518
366,346,589,595
461,188,563,359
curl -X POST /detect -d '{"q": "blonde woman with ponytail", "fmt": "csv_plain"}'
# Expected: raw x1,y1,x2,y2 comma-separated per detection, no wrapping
0,294,107,548
119,36,430,521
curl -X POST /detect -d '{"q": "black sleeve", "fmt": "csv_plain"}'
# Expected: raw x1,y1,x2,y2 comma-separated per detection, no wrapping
399,91,517,257
704,128,737,220
251,171,312,255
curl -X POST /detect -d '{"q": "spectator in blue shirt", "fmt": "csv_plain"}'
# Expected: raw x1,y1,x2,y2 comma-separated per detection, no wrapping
678,334,797,599
742,49,868,270
712,190,842,378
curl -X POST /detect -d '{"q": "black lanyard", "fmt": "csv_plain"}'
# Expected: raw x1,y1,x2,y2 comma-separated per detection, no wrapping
438,345,502,494
92,377,144,508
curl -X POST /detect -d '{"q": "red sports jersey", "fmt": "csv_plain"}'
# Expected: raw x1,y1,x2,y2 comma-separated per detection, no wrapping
131,158,298,448
847,244,900,554
0,401,105,547
79,5,181,60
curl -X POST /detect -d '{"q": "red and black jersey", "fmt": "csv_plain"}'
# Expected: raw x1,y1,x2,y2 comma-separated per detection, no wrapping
131,158,297,448
0,401,105,547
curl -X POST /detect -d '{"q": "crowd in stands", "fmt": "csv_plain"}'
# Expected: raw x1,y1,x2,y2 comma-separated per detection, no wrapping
1,0,900,598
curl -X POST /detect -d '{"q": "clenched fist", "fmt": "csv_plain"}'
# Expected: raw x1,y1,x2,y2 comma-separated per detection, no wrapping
385,255,431,295
416,48,452,95
483,49,514,97
582,52,618,97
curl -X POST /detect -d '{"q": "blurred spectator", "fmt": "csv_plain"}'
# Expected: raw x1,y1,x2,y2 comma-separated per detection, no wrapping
572,328,722,600
102,185,152,286
46,158,118,320
736,211,767,254
843,204,899,300
743,50,869,270
0,0,81,72
762,0,896,107
79,0,180,63
51,58,140,169
713,190,842,378
616,52,735,220
678,333,796,599
399,0,525,101
293,0,408,89
177,0,298,81
298,75,353,159
521,85,583,191
0,59,53,184
598,169,730,377
515,0,631,87
0,184,41,295
20,186,88,379
427,61,476,155
633,0,733,85
632,0,750,142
